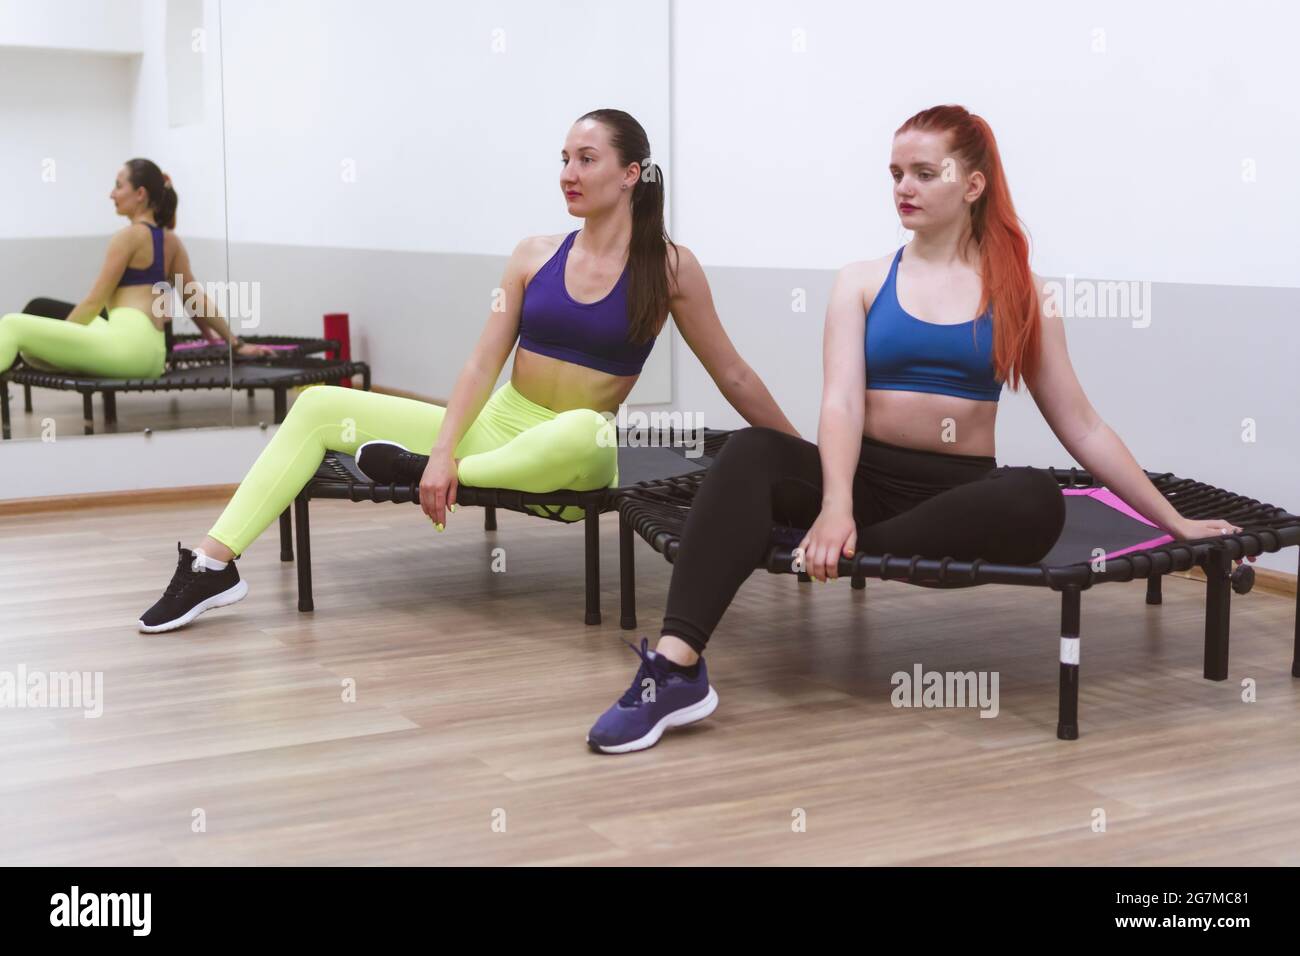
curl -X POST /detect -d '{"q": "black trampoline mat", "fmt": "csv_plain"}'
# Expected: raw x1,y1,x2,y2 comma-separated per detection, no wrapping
318,442,708,493
765,485,1176,569
1039,488,1174,567
616,443,708,486
161,364,332,386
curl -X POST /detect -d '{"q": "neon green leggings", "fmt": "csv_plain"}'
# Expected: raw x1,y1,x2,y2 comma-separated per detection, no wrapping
207,379,619,556
0,307,166,377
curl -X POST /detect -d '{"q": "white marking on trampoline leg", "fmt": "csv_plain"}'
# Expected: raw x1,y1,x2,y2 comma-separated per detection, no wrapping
1060,636,1080,665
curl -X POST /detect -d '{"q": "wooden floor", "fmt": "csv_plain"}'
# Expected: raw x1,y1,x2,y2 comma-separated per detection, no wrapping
2,495,1298,865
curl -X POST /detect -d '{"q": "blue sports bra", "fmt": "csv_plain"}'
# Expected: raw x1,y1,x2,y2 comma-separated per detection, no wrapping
119,222,167,288
517,230,656,377
864,245,1002,402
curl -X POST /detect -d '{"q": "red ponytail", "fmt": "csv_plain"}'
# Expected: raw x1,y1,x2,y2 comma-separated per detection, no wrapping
896,106,1040,392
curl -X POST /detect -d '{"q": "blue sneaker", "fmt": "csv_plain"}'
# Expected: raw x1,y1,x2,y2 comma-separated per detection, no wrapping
587,638,718,754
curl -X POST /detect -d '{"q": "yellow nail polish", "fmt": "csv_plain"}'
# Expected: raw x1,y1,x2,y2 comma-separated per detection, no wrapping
450,504,457,513
436,523,444,532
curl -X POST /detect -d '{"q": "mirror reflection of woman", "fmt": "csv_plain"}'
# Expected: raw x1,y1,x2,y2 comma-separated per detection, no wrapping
138,109,799,633
0,158,270,378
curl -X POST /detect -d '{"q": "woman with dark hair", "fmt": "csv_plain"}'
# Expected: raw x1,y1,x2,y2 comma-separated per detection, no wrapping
586,104,1247,754
0,158,268,377
138,109,798,633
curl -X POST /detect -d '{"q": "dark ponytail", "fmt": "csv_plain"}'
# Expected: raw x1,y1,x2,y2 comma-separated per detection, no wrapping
576,109,677,346
125,157,178,230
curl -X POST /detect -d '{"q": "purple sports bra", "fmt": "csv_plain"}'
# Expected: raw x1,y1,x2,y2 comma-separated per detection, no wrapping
517,230,656,377
119,222,167,287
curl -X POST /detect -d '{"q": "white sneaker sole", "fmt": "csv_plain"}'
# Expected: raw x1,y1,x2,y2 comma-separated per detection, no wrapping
138,579,249,633
588,686,719,754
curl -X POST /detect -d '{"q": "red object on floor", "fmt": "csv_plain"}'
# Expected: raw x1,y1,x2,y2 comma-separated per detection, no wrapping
323,312,352,387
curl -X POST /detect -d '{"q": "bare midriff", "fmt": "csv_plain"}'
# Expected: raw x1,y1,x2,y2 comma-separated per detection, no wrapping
862,387,997,458
107,284,171,332
510,345,639,415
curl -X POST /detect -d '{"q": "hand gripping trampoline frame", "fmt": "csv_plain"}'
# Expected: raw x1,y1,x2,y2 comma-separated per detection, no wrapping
0,356,371,439
283,429,733,626
614,433,1300,740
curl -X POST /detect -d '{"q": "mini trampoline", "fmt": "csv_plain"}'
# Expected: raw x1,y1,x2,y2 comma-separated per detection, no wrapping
615,433,1300,740
0,356,371,438
283,429,733,625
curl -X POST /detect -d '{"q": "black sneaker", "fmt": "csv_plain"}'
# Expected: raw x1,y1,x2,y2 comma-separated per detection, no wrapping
356,440,429,484
138,543,249,633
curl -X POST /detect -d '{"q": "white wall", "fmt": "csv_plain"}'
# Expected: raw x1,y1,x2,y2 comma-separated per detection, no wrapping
218,0,673,401
220,0,671,255
0,425,281,500
0,0,142,55
0,47,133,239
130,0,228,241
0,0,227,299
672,0,1300,289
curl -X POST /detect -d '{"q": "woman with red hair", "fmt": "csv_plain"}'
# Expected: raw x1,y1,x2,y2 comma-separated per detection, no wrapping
587,104,1247,754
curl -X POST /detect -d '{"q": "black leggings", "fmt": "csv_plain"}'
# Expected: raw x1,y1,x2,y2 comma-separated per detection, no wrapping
661,426,1067,653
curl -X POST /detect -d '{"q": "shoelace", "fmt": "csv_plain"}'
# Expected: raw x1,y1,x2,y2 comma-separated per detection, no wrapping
394,450,430,481
162,549,207,599
618,637,670,707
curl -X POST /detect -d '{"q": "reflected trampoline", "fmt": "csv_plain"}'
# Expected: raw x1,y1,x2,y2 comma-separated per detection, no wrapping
1,357,370,437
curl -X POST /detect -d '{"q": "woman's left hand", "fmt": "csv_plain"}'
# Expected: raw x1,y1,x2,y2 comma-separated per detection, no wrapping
235,341,276,358
1170,517,1257,562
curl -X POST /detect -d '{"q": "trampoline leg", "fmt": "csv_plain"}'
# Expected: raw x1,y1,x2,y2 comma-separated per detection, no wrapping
295,494,314,612
82,392,95,435
102,392,117,431
1292,549,1299,679
798,571,812,584
279,508,293,562
619,510,637,630
851,558,865,591
247,388,255,400
362,367,371,391
273,387,287,424
23,383,32,413
1203,548,1231,681
584,502,600,626
1,383,9,440
1057,587,1081,740
484,505,497,532
1146,574,1162,605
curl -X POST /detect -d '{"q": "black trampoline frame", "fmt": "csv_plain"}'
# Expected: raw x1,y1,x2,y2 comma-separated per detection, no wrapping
615,435,1300,740
0,357,371,438
288,454,617,625
281,430,733,626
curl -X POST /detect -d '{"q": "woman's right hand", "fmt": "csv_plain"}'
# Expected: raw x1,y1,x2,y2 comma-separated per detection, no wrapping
418,451,459,530
795,506,859,582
